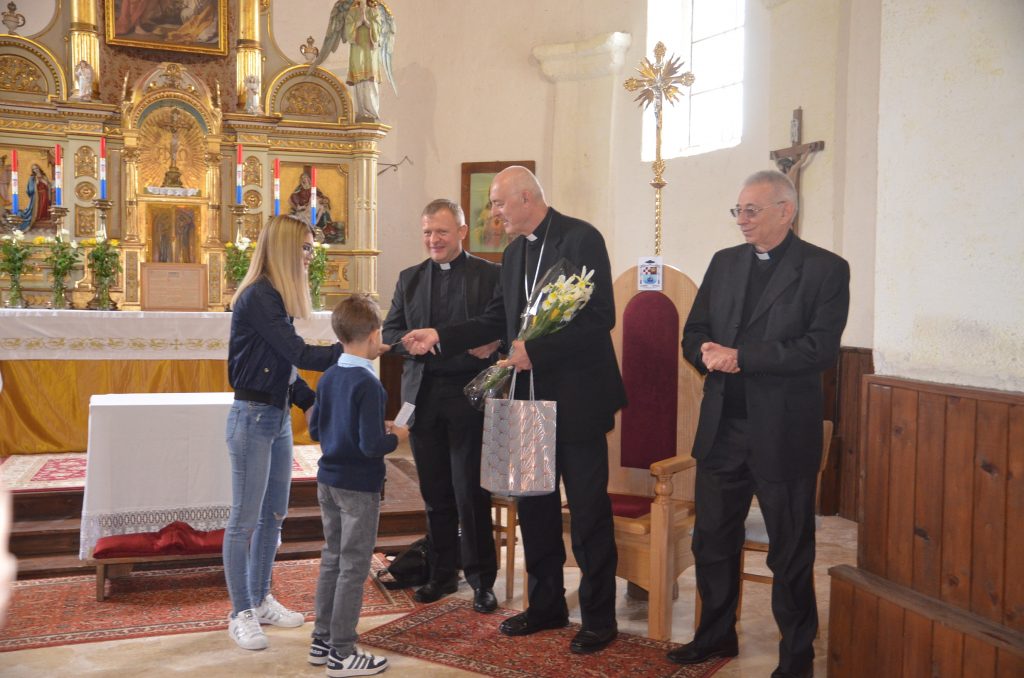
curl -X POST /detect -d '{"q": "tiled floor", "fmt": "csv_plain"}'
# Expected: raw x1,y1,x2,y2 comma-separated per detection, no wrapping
0,441,857,677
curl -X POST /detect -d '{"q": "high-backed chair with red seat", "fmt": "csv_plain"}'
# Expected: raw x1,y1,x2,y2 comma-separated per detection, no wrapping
562,264,703,641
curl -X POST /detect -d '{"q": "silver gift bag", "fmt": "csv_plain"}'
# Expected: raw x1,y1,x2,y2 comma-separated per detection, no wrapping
481,373,556,497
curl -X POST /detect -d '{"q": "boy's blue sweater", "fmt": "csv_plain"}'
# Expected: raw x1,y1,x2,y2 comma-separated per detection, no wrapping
308,360,398,492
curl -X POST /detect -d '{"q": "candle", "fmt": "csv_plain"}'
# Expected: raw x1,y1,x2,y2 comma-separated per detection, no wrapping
309,166,317,227
99,137,107,200
54,144,63,207
273,158,280,216
235,143,243,205
10,149,17,213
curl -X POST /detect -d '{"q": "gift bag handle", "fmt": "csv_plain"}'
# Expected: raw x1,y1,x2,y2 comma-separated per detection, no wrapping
506,369,536,402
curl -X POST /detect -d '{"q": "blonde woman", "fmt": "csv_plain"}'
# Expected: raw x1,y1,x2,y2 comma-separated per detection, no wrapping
224,215,341,650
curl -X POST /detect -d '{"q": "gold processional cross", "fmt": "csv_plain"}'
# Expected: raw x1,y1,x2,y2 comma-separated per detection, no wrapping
623,42,694,256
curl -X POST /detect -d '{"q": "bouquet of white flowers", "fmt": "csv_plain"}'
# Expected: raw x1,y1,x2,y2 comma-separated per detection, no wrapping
464,258,595,409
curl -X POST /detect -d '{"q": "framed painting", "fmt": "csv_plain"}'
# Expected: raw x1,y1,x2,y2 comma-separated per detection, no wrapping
460,160,535,262
280,162,349,244
105,0,229,57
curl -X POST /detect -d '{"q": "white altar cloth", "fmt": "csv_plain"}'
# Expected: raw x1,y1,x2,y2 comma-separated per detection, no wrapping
0,309,334,361
79,392,234,559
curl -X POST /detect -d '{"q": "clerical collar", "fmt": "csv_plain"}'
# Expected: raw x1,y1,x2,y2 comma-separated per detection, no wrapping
524,211,551,244
753,229,794,261
433,251,465,272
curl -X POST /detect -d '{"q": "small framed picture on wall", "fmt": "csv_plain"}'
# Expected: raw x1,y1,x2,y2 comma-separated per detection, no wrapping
460,160,535,262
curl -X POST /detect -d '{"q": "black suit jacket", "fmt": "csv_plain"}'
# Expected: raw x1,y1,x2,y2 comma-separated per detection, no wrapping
382,252,501,406
682,234,850,481
438,208,627,443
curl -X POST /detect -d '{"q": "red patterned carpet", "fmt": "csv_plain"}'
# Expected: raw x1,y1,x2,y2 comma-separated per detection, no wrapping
362,599,729,678
0,556,418,652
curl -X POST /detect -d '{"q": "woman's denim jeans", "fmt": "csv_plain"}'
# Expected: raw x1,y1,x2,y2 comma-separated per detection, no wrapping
223,399,293,615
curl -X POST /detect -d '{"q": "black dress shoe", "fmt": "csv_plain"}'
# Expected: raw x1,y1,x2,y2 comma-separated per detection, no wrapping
473,587,498,613
771,664,813,677
666,638,739,664
570,627,617,654
413,578,458,603
498,611,569,636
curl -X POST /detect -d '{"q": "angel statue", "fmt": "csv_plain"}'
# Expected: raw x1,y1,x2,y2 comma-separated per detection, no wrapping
309,0,397,122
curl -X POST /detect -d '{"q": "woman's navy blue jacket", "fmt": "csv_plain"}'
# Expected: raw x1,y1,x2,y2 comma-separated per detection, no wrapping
228,277,341,410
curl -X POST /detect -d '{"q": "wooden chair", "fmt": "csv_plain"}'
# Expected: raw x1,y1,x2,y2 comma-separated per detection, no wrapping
562,265,704,641
694,420,835,627
490,494,525,602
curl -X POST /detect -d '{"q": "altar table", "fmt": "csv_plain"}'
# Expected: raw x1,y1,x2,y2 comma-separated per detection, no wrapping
79,392,234,559
0,309,334,455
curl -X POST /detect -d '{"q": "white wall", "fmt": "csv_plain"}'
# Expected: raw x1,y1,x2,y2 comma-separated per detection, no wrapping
271,1,878,353
874,0,1024,391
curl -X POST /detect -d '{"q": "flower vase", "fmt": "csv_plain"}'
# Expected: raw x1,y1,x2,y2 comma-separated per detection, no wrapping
311,290,324,312
51,279,69,310
95,279,113,311
6,273,27,308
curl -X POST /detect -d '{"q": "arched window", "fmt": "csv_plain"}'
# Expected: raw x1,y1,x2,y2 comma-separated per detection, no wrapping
643,0,745,160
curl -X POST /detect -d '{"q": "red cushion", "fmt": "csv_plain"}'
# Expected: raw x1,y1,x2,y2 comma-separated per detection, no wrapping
619,292,680,470
92,521,225,559
609,493,653,519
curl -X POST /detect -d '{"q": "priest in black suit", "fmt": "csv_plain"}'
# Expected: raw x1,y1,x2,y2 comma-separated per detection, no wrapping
402,167,626,655
668,170,850,678
382,199,501,613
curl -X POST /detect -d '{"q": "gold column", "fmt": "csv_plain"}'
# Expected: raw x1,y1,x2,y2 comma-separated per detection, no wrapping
121,141,141,243
236,0,262,108
204,151,223,245
70,0,100,98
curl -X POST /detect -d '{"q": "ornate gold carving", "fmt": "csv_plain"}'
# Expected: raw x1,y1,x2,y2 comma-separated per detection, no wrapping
0,55,45,93
75,146,97,178
67,121,104,133
243,214,262,240
266,65,352,123
75,181,97,201
125,250,139,303
0,35,66,98
282,82,336,118
138,106,206,192
243,189,262,209
238,133,267,144
0,119,61,133
243,156,262,186
76,207,97,236
276,139,358,152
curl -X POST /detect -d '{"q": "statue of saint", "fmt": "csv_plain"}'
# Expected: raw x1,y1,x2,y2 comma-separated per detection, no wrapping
73,60,94,101
244,74,262,115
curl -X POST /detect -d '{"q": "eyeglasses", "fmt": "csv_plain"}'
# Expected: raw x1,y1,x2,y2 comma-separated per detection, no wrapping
302,243,314,255
730,201,786,219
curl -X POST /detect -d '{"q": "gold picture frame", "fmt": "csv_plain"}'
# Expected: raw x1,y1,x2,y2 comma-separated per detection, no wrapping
105,0,229,57
460,160,535,262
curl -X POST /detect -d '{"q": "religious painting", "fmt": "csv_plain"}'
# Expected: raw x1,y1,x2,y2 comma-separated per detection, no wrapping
281,162,348,245
2,146,57,235
146,203,201,264
460,160,534,262
105,0,229,57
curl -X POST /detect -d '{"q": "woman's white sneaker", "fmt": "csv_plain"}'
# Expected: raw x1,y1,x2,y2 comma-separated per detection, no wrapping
255,593,305,627
228,609,268,650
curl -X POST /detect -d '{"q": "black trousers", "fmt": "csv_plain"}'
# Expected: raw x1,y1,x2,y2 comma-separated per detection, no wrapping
409,376,496,590
517,434,618,631
692,418,818,672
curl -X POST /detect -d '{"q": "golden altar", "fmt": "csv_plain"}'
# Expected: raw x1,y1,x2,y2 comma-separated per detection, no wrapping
0,0,387,311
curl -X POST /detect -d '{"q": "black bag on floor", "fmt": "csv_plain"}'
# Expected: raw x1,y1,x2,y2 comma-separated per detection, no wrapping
375,536,431,590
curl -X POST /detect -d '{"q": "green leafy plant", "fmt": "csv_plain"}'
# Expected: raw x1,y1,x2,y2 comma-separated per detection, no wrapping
0,231,32,279
308,242,329,309
224,237,253,285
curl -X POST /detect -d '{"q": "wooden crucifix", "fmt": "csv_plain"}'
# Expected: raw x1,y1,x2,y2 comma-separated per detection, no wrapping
770,107,824,235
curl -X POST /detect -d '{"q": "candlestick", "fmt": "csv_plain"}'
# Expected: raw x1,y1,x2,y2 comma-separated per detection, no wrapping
273,158,280,216
93,198,111,240
99,137,107,200
235,144,243,205
54,144,63,207
10,149,18,214
230,203,246,248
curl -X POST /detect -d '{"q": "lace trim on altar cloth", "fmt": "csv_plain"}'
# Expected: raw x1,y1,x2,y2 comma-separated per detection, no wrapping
79,506,231,559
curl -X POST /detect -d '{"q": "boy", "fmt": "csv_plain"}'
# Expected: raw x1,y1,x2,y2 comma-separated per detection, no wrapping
307,294,408,677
